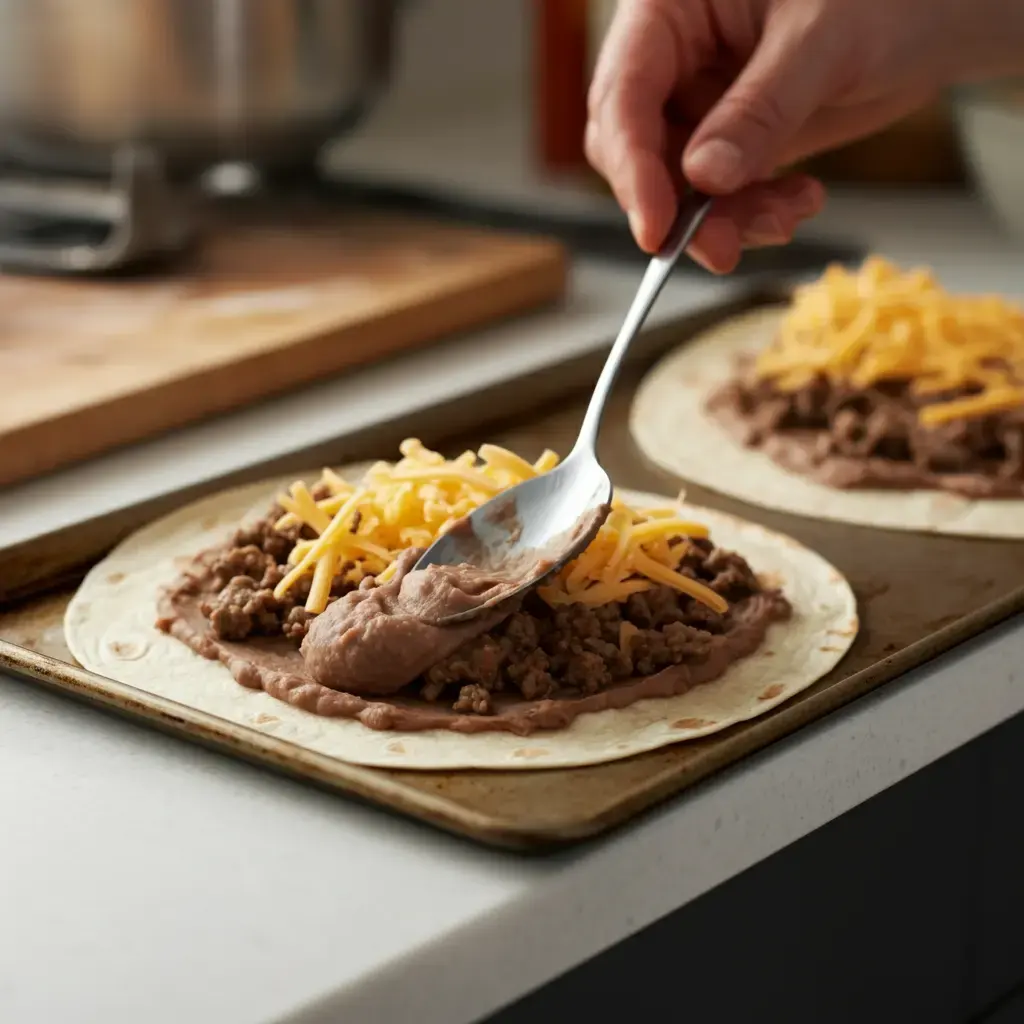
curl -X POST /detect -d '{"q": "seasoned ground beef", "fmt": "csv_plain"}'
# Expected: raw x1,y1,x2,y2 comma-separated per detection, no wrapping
415,542,747,709
232,512,307,564
197,510,355,644
193,510,782,716
709,359,1024,485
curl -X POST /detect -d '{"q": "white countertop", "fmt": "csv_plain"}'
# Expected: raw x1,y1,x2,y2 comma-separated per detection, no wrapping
3,187,1024,1024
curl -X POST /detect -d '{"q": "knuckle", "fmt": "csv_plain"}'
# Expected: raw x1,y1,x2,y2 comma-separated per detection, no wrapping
761,205,798,241
607,68,660,117
604,131,631,178
586,74,610,121
586,100,649,194
719,87,791,140
583,121,605,174
606,159,638,212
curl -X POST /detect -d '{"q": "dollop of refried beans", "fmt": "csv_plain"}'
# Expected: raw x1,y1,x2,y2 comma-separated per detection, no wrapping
300,549,521,697
707,356,1024,498
156,502,791,734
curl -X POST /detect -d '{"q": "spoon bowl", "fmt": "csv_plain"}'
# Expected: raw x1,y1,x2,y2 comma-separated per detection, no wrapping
413,452,612,623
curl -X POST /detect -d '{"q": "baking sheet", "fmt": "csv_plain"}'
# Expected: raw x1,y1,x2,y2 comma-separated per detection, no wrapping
2,301,1023,850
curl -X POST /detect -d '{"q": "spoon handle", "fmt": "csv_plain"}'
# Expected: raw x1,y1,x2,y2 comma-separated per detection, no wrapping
574,190,713,454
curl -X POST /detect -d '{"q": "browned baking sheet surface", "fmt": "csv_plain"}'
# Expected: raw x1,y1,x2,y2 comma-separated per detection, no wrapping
2,317,1023,850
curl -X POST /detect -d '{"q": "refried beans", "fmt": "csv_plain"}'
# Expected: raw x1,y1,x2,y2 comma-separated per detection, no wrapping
707,356,1024,498
155,501,791,735
408,497,612,624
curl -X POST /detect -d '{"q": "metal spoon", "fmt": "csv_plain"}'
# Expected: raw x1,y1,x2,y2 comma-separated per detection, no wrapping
413,190,713,623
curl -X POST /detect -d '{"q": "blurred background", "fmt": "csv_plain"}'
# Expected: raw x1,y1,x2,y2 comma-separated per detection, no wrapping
2,0,1022,273
0,0,1022,493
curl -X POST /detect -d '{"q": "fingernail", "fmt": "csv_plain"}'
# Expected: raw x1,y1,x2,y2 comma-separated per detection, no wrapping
746,213,786,245
687,244,717,274
775,175,824,213
793,181,824,216
687,139,745,192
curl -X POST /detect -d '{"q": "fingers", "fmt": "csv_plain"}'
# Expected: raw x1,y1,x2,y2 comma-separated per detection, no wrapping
778,88,938,168
587,1,706,252
684,2,840,194
587,0,844,262
687,174,826,274
585,118,677,254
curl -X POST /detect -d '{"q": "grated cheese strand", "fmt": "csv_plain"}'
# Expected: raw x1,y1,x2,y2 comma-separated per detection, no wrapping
269,440,733,616
306,549,337,613
273,488,366,600
755,257,1024,425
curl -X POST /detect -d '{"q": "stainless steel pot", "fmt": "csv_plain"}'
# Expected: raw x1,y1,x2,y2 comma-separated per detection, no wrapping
0,0,400,178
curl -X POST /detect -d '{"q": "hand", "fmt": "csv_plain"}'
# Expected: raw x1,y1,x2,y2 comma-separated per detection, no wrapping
586,0,1024,271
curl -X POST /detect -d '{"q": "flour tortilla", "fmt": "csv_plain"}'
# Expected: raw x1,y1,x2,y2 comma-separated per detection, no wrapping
63,464,857,771
631,306,1024,539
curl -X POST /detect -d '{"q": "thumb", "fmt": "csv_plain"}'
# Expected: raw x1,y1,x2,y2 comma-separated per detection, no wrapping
683,6,838,194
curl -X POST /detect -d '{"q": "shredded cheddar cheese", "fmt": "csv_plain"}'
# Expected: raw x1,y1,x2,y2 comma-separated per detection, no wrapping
755,257,1024,426
271,439,724,616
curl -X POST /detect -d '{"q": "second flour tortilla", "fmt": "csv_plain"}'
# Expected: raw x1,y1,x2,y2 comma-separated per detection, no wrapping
630,306,1024,539
63,465,857,771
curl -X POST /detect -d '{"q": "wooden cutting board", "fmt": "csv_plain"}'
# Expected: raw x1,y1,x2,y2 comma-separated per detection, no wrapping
0,210,567,487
